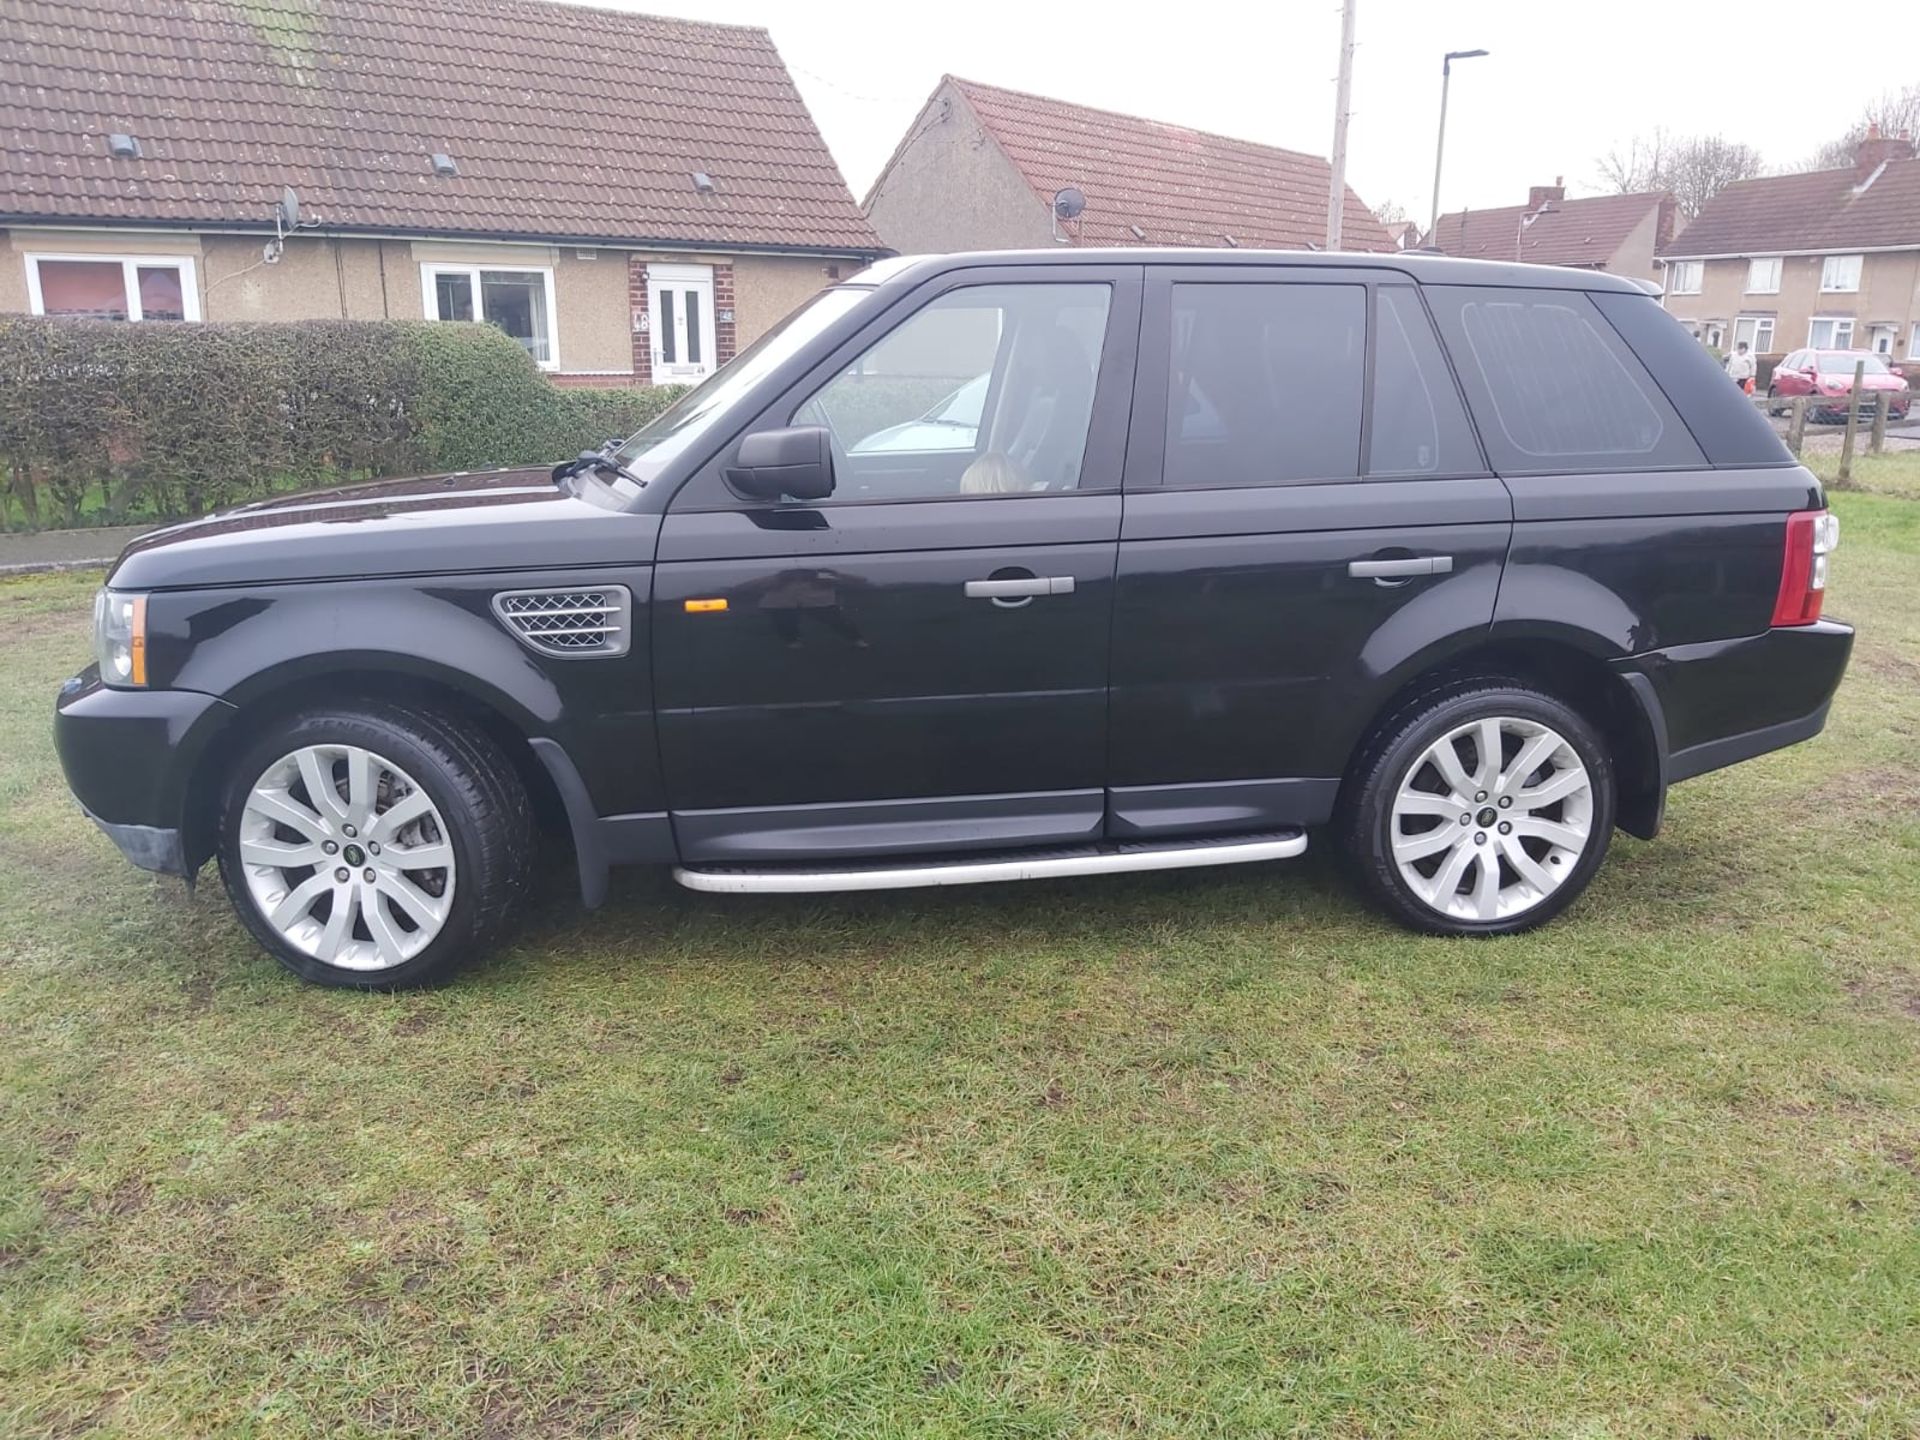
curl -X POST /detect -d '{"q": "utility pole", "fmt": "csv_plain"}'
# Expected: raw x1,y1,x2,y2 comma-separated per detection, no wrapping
1326,0,1357,251
1429,49,1488,238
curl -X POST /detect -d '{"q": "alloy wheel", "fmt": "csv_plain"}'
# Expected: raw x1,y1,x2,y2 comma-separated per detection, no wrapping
1388,716,1594,923
237,744,456,970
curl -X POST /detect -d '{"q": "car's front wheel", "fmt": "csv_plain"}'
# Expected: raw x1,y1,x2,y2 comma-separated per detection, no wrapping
217,703,531,988
1342,680,1615,936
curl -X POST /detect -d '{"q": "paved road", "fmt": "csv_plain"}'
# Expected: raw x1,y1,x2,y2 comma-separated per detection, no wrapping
0,524,151,576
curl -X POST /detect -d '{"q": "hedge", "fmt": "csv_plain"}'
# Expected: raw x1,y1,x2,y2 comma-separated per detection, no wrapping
0,317,685,529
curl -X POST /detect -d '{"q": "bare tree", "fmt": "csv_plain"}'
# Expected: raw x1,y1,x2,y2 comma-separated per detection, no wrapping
1796,83,1920,172
1592,129,1763,217
1371,198,1409,226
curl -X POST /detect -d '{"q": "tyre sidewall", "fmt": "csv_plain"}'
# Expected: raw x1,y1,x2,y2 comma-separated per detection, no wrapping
1348,685,1616,937
218,709,496,989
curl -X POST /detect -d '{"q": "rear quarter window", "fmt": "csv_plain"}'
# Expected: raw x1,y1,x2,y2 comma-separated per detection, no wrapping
1426,286,1703,474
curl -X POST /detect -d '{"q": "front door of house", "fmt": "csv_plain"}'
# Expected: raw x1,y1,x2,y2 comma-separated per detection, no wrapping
648,264,717,384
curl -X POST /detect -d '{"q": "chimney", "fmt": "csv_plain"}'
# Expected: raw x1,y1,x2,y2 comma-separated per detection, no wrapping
1655,195,1678,250
1527,176,1567,210
1854,122,1916,180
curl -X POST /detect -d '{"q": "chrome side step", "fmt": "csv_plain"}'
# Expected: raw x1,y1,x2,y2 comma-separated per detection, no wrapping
672,829,1307,894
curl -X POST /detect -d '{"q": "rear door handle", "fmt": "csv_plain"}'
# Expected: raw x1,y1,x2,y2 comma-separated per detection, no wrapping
964,576,1075,600
1348,556,1454,580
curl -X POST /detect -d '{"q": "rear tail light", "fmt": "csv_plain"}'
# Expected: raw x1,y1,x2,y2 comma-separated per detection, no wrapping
1772,509,1838,627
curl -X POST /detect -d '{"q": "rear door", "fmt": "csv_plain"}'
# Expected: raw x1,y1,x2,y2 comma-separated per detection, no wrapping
1108,268,1510,838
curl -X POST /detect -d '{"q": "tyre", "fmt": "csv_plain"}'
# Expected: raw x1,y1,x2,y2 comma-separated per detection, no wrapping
1765,386,1781,417
1341,679,1615,937
216,703,532,988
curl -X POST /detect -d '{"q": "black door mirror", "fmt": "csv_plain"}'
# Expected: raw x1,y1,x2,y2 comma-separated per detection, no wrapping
725,426,835,502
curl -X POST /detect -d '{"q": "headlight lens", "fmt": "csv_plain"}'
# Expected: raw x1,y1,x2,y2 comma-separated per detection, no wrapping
93,588,148,686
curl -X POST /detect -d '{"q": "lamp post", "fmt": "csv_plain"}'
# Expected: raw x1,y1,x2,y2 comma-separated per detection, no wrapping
1516,198,1555,262
1428,48,1488,239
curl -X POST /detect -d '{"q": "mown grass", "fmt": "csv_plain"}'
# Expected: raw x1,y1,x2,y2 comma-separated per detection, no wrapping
2,495,1917,1437
1811,448,1920,500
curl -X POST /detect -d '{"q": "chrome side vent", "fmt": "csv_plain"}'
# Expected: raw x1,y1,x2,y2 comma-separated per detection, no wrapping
491,586,631,658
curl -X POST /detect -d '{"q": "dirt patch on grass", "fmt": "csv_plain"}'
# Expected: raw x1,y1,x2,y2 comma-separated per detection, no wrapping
1853,645,1920,686
1817,765,1920,819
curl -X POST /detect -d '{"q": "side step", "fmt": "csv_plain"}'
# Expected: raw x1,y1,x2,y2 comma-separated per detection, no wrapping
673,829,1307,895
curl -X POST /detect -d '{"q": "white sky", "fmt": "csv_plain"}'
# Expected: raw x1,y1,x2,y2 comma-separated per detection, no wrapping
560,0,1912,224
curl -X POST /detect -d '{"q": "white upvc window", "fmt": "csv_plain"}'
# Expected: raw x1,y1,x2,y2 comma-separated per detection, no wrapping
421,263,559,369
1665,260,1703,294
1910,325,1920,360
1732,315,1775,354
1807,316,1855,349
24,253,200,321
1819,254,1862,293
1745,257,1781,294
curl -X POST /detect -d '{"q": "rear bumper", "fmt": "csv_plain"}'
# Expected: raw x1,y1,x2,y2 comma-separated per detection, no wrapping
54,666,236,876
1617,619,1854,787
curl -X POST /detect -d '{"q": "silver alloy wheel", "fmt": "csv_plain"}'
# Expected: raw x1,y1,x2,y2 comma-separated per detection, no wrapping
1388,716,1594,923
237,744,456,971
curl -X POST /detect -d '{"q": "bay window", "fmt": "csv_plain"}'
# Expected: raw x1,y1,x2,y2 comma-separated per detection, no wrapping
26,254,198,321
421,263,558,368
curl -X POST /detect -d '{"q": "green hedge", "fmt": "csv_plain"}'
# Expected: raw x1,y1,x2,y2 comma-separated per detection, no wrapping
0,318,685,529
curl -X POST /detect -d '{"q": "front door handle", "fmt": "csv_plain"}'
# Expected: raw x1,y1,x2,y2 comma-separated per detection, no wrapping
964,575,1075,604
1348,556,1454,581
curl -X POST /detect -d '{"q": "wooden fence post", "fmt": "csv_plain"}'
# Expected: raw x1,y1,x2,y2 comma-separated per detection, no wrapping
1869,391,1888,455
1837,360,1865,487
1786,396,1808,456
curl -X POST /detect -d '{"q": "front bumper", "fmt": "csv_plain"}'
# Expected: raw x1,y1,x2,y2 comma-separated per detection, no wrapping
54,666,236,876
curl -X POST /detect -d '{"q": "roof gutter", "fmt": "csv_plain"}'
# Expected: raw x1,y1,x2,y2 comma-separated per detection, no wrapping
1657,242,1920,262
0,214,891,261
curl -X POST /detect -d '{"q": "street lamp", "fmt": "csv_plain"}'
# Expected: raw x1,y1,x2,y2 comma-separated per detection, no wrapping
1428,48,1489,239
1517,198,1555,262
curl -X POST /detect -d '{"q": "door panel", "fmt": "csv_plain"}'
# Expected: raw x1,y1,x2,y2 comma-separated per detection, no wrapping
650,266,715,383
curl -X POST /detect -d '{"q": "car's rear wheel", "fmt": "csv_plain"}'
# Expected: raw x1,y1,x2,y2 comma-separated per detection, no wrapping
217,704,531,988
1342,679,1615,936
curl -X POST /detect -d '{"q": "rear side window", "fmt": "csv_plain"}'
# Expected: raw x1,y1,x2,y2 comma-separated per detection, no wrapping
1428,286,1703,474
1368,286,1484,478
1165,282,1364,487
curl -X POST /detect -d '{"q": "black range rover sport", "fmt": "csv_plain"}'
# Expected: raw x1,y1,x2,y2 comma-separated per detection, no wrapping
56,250,1853,987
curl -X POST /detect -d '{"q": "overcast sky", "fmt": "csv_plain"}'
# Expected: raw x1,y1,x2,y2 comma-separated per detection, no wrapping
561,0,1911,223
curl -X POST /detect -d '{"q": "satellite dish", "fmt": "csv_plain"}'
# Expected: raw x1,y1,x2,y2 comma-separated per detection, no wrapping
278,187,300,232
1053,187,1086,221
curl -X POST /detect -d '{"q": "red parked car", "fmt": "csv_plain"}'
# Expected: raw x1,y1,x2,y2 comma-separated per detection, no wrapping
1767,349,1911,422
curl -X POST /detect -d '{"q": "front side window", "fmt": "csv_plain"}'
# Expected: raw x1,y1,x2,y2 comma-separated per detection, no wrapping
422,264,556,367
1666,260,1703,295
795,283,1111,500
1429,286,1702,473
1745,257,1781,294
28,255,198,321
1819,255,1862,292
1368,286,1483,478
1164,282,1365,487
1808,316,1856,349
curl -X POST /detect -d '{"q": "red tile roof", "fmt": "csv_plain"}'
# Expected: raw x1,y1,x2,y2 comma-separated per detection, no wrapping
949,78,1394,253
0,0,881,252
1432,192,1666,269
1657,159,1920,257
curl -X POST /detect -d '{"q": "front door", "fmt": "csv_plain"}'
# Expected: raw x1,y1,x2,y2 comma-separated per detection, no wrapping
652,270,1140,862
648,263,716,384
1108,271,1512,837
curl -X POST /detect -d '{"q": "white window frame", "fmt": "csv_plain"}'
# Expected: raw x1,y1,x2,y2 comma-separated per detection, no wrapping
1819,254,1862,293
1909,325,1920,361
1665,260,1703,295
420,262,560,370
24,252,201,321
1744,257,1781,294
1732,315,1775,355
1807,316,1855,349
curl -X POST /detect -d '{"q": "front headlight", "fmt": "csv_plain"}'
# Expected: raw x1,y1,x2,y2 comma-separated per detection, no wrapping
93,588,148,687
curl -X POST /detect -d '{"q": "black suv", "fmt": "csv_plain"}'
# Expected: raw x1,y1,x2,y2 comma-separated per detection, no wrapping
55,251,1853,987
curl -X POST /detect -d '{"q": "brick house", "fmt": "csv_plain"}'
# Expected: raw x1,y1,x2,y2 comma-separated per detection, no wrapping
1655,129,1919,364
0,0,884,387
1430,182,1677,281
864,77,1395,255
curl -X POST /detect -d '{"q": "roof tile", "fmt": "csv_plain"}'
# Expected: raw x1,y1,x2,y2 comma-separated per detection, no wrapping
1657,159,1920,257
1432,192,1666,269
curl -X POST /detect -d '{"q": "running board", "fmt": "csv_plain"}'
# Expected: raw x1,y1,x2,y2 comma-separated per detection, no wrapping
673,829,1307,894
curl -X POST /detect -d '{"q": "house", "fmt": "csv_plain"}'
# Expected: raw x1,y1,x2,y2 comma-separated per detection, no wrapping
863,77,1394,256
1430,182,1676,281
1656,129,1920,363
0,0,884,386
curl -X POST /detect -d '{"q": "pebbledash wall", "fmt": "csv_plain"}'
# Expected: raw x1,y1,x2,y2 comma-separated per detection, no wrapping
0,228,858,387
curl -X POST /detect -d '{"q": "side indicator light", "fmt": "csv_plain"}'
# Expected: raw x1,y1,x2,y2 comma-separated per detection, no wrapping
128,594,148,686
685,598,729,613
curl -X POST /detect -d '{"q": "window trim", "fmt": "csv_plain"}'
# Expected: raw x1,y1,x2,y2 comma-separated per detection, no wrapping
24,252,201,321
1744,257,1781,295
1732,314,1775,356
420,262,560,370
1818,254,1862,294
1806,315,1856,349
1665,260,1703,295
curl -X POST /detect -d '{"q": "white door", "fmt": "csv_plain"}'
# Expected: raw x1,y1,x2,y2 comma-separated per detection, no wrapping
647,263,716,384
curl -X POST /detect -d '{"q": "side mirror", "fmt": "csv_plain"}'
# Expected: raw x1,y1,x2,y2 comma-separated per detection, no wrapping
725,426,835,502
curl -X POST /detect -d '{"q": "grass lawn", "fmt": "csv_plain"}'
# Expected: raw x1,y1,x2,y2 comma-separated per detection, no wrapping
2,494,1918,1438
